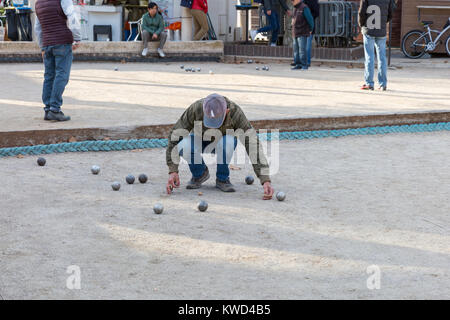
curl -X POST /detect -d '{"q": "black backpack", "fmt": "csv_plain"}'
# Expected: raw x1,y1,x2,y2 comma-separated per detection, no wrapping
180,0,193,8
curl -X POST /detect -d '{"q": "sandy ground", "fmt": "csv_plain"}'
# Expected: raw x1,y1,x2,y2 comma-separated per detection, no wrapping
0,131,449,299
0,59,449,132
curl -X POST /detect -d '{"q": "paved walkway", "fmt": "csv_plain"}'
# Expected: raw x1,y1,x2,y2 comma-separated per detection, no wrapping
0,55,449,133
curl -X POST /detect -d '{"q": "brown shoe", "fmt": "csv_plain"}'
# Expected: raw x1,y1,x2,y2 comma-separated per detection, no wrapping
216,178,236,192
186,167,210,189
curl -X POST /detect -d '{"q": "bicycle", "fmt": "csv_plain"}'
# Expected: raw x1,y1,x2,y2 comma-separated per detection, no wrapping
401,17,450,58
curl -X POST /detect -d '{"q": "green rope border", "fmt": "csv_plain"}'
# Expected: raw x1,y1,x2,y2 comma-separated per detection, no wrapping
1,122,449,158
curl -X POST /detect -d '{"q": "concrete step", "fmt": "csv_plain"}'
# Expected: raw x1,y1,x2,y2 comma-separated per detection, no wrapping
0,40,224,62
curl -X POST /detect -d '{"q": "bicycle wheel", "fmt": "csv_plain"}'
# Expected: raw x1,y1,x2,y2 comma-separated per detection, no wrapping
401,30,428,59
446,36,450,56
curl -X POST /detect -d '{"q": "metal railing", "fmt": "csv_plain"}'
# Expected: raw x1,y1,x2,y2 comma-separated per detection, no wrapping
255,0,360,47
315,0,360,47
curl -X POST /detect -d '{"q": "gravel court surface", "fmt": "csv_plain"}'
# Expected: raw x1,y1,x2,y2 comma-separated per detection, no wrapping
0,61,449,132
0,131,449,299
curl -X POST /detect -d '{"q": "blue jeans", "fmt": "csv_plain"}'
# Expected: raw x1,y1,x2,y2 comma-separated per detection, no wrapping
42,44,73,113
178,134,238,181
258,8,279,45
306,34,313,66
363,34,387,88
293,36,308,69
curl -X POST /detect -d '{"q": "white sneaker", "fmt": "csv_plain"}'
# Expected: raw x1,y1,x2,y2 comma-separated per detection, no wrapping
270,43,277,47
250,30,258,42
157,48,165,58
141,48,148,56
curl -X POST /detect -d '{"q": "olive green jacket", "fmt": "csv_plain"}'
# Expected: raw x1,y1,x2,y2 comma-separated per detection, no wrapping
166,97,271,185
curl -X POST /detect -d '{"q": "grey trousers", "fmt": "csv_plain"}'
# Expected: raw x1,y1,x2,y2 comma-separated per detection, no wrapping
142,30,167,49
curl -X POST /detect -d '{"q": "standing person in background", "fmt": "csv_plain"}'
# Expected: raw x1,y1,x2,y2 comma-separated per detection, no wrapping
304,0,319,67
250,0,292,47
141,2,167,58
190,0,209,41
34,0,81,122
358,0,395,91
291,0,314,70
291,0,318,67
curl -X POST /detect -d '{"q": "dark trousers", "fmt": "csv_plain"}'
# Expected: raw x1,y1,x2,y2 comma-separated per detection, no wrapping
257,8,279,45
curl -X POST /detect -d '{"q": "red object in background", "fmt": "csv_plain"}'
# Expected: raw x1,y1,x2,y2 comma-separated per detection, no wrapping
124,20,130,31
192,0,208,14
168,21,181,30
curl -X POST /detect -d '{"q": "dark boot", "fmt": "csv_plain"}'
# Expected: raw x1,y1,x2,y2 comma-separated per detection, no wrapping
44,111,50,120
186,167,210,189
47,111,71,121
216,178,236,192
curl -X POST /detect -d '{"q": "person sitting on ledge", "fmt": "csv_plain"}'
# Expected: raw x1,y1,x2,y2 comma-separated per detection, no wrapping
141,2,167,58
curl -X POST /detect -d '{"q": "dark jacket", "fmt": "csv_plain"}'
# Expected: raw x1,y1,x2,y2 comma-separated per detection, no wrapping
263,0,289,12
292,2,314,37
358,0,395,37
304,0,319,18
304,0,319,33
35,0,73,47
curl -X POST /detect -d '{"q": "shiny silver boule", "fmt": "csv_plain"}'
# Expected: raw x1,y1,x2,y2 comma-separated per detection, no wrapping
91,165,100,175
153,203,164,214
276,191,286,201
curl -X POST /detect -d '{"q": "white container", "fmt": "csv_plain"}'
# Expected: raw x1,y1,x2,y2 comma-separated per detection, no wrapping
174,29,180,41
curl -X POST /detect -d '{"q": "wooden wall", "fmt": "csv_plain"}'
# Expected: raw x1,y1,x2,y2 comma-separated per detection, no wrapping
401,0,450,53
391,0,403,46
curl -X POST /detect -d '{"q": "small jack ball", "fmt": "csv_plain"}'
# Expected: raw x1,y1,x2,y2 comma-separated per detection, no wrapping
276,191,286,201
138,174,148,184
111,182,121,191
153,203,164,214
114,67,118,71
91,165,100,175
126,174,135,184
37,157,46,166
245,175,254,185
198,200,208,212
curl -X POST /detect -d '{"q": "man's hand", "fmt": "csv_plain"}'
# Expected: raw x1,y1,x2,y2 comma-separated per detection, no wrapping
266,10,272,16
152,34,158,40
166,172,180,194
72,41,80,51
263,181,274,200
41,51,45,60
287,10,292,17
